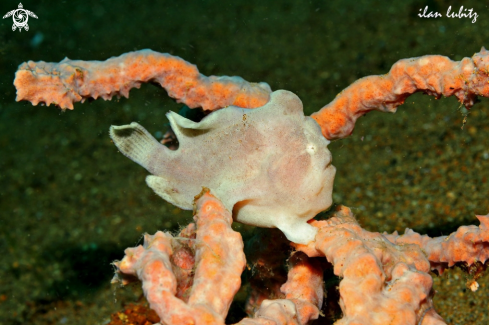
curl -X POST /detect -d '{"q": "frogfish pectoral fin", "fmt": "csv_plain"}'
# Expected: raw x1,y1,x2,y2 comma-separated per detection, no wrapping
146,175,193,210
276,219,318,245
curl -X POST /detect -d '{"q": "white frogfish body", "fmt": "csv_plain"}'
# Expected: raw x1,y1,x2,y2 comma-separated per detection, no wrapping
110,90,336,244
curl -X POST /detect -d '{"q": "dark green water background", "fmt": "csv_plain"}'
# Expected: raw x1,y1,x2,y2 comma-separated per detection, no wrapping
1,0,488,324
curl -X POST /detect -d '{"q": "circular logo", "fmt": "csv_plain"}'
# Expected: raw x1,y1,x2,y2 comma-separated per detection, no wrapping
3,3,38,32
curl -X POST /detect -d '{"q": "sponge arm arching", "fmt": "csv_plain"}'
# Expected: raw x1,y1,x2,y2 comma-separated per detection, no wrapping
14,49,271,111
311,47,489,140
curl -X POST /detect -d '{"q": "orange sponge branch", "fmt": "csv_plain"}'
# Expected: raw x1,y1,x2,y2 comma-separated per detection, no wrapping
14,49,271,111
312,47,489,139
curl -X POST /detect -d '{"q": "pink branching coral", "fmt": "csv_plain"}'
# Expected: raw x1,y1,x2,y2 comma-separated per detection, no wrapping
14,49,489,324
114,194,488,325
